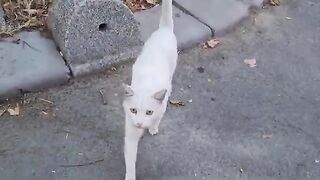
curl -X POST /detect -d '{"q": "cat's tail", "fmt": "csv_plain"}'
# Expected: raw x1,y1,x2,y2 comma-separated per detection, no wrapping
159,0,174,31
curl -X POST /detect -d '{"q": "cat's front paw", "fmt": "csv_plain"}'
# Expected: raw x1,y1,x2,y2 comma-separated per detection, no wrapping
148,127,159,136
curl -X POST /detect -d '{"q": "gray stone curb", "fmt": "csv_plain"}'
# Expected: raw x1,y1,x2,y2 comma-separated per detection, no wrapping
47,0,142,66
135,5,212,50
173,0,264,36
0,31,70,102
70,46,141,77
0,0,265,100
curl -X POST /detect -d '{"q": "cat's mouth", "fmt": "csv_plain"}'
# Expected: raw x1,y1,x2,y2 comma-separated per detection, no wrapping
133,122,146,129
137,125,148,129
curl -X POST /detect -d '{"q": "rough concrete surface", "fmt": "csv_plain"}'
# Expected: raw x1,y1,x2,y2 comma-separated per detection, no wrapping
47,0,142,65
0,6,5,27
1,0,320,180
135,5,212,49
174,0,263,35
0,31,70,101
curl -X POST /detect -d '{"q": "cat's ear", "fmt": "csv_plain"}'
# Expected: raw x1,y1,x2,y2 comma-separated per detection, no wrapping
122,83,134,97
153,89,167,103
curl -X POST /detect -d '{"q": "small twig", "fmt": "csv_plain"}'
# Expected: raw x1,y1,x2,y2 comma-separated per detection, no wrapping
39,98,53,104
22,40,41,52
99,90,108,105
11,38,21,44
169,100,185,107
59,159,104,168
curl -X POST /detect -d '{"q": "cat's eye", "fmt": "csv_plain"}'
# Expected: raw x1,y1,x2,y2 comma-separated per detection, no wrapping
146,110,154,115
130,108,137,114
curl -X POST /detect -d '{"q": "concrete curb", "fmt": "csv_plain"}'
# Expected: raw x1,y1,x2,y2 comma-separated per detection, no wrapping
173,0,264,36
0,31,70,102
0,0,264,100
0,6,5,27
135,4,212,50
70,46,141,77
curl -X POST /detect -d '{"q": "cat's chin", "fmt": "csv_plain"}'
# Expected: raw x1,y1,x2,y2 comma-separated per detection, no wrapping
136,126,146,129
131,123,148,129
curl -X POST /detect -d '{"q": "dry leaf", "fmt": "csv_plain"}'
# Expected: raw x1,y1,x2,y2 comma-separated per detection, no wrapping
7,103,20,116
169,100,185,107
146,0,158,5
262,133,273,139
269,0,280,6
140,5,147,10
244,58,257,68
203,39,220,48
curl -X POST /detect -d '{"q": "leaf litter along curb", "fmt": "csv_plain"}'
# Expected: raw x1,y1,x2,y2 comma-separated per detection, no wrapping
124,0,160,12
202,39,220,49
0,0,158,37
0,0,53,37
269,0,280,6
0,103,20,116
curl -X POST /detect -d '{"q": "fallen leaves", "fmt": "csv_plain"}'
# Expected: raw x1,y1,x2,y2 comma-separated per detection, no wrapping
146,0,158,5
0,0,156,37
124,0,160,12
203,39,220,49
244,58,257,68
1,0,53,37
7,103,20,116
269,0,280,6
0,103,20,116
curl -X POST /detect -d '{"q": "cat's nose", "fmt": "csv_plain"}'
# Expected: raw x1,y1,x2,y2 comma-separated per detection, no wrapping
135,123,142,128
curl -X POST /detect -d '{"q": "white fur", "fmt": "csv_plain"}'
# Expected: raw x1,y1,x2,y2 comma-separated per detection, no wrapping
122,0,177,179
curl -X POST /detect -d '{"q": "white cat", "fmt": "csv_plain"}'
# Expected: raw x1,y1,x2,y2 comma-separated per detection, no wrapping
122,0,177,179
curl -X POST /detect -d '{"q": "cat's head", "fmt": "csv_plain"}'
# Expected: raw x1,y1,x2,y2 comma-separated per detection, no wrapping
122,83,167,129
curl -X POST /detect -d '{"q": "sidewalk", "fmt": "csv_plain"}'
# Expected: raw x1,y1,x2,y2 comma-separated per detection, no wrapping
0,0,319,179
0,0,264,100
